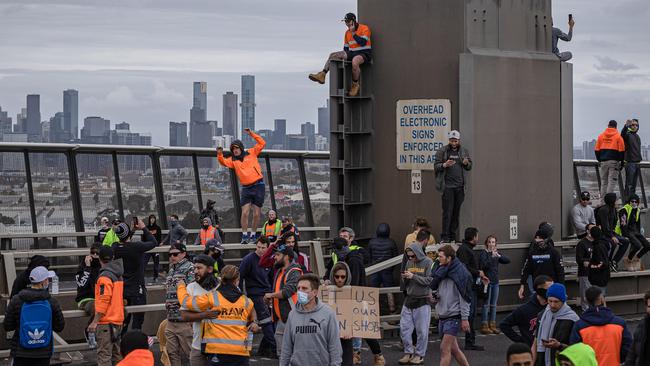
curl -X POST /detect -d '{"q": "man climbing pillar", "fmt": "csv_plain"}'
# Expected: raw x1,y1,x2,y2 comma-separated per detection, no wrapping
309,12,372,97
217,128,266,244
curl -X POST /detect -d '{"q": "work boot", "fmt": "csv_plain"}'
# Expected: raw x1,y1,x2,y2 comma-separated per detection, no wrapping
308,71,327,84
373,354,386,366
624,258,635,272
480,323,492,335
409,355,424,365
489,321,501,334
348,81,360,97
397,354,412,365
635,257,644,271
353,350,361,365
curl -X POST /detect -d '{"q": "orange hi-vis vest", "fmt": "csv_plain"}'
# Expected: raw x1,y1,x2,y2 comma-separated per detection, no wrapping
199,226,216,245
263,220,281,238
177,284,254,356
273,266,302,321
344,23,372,52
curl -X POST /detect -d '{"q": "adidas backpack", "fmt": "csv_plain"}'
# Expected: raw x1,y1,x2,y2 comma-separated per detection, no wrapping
19,299,52,349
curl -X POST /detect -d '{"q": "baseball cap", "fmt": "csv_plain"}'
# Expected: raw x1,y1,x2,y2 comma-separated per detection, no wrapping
170,242,187,253
580,191,591,201
448,130,461,140
193,254,215,268
204,239,224,254
29,266,56,284
342,12,356,22
274,244,295,259
99,246,114,261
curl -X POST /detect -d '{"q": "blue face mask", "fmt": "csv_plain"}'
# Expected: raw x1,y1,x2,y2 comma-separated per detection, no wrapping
297,290,310,305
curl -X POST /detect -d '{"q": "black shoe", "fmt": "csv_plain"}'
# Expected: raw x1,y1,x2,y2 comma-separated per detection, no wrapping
465,344,485,351
610,262,619,273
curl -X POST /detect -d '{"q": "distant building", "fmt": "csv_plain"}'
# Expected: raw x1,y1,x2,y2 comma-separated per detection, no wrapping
110,122,152,171
257,129,274,144
582,139,596,160
301,122,316,150
286,134,308,150
169,121,189,169
317,100,330,137
46,112,66,143
63,89,79,140
0,106,12,136
223,91,238,137
207,120,219,138
191,81,207,123
15,108,26,133
573,148,583,160
26,95,41,141
315,135,329,151
81,116,110,144
273,119,287,148
240,75,256,143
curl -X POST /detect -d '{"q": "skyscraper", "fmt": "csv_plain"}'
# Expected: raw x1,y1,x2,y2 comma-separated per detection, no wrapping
317,100,330,137
223,91,238,137
191,81,207,122
80,116,110,144
169,122,188,146
15,108,27,133
63,89,79,140
0,106,12,136
301,122,316,150
240,75,256,143
26,94,41,141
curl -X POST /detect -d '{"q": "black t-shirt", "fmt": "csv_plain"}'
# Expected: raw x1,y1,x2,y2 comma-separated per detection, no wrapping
444,148,464,188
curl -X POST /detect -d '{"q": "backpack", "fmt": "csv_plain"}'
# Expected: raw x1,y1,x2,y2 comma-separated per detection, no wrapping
19,299,52,349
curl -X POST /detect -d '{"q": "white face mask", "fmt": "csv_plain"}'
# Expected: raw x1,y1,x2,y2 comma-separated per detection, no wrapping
297,290,310,305
632,203,639,209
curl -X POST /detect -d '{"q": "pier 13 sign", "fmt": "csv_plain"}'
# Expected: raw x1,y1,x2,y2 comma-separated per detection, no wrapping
396,99,451,170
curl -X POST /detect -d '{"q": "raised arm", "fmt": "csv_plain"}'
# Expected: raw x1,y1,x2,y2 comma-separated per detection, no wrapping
217,148,235,169
248,130,266,156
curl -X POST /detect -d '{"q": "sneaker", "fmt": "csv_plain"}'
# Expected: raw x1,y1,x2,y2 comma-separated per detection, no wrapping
248,233,257,244
397,354,412,365
308,71,327,84
610,262,619,273
348,81,360,97
465,344,485,351
241,233,249,244
409,355,424,365
353,350,361,365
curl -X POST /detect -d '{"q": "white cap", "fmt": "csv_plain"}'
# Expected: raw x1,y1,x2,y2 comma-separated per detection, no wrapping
448,130,461,140
29,266,56,284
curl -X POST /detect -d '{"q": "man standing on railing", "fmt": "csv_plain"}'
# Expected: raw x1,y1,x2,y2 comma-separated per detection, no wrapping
595,120,625,199
217,128,266,245
622,119,642,201
111,220,159,336
308,12,372,97
164,242,195,366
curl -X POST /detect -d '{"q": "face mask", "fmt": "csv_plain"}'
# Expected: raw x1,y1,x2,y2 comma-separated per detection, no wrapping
535,287,547,299
297,290,310,305
202,224,209,229
169,219,177,226
632,203,639,209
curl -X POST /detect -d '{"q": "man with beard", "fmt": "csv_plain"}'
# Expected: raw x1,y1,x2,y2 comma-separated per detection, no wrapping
240,237,276,357
180,254,221,366
626,290,650,366
76,243,102,319
264,245,303,358
194,217,221,246
260,232,309,273
164,243,195,366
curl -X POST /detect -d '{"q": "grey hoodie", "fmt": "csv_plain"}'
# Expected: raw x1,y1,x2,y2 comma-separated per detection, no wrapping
402,243,433,299
100,258,124,281
280,298,342,366
328,261,352,286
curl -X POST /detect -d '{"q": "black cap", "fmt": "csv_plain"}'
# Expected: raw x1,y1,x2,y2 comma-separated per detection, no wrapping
274,244,295,259
343,12,356,22
170,242,187,253
99,246,114,261
193,254,215,268
580,191,591,201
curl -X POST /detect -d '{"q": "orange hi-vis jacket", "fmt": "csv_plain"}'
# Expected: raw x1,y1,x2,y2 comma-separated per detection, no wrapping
217,132,266,186
344,23,372,52
116,349,154,366
177,284,254,356
199,226,216,245
95,260,125,325
595,127,625,162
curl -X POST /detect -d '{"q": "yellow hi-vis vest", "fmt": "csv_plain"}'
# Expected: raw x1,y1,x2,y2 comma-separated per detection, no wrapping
177,284,253,356
332,245,362,265
615,204,640,235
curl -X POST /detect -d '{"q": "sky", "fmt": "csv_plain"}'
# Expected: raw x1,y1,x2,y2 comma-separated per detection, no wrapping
0,0,649,146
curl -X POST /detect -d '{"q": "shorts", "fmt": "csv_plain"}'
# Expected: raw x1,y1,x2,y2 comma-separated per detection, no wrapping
439,317,460,336
241,181,265,207
348,51,372,63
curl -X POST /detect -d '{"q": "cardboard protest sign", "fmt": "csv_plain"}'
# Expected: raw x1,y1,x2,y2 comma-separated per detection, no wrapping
320,285,380,339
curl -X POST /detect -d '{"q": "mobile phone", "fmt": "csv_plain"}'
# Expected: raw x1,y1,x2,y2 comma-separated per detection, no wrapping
569,14,573,21
132,216,138,225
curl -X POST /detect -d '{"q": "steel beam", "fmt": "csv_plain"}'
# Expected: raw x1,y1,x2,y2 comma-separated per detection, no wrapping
23,152,38,248
192,154,204,212
265,156,277,211
65,151,86,247
151,153,168,229
112,152,125,220
297,157,315,227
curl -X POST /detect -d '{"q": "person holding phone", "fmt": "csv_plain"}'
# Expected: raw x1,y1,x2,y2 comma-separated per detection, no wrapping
217,128,266,245
552,14,575,61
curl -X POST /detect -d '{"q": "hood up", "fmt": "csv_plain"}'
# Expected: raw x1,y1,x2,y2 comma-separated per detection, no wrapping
376,223,390,238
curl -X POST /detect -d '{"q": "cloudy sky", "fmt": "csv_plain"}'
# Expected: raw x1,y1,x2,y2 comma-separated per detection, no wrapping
1,0,649,146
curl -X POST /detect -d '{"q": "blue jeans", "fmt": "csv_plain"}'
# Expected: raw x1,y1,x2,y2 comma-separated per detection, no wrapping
252,295,276,352
481,283,499,323
625,162,640,201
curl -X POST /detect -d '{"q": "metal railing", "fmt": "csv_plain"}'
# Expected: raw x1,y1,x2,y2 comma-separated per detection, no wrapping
573,159,650,206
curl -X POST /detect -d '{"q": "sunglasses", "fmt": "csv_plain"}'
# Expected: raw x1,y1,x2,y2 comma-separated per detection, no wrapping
169,252,182,257
90,252,99,256
631,200,639,203
334,275,347,279
407,255,416,259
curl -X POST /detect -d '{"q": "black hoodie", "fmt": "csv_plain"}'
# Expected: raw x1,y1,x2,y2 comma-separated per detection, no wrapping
589,236,611,287
368,223,398,264
229,140,249,161
520,239,565,285
10,255,50,299
596,193,618,238
499,295,546,346
75,258,101,303
4,287,65,359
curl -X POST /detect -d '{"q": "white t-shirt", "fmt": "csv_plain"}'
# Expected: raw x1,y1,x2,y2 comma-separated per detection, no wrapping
183,281,210,350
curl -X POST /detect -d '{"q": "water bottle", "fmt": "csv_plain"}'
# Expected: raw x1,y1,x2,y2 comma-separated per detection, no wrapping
51,273,59,295
246,331,254,352
86,331,97,349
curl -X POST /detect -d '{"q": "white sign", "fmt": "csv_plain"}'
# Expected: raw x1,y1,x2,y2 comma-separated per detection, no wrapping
509,215,518,240
411,170,422,194
396,99,451,170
